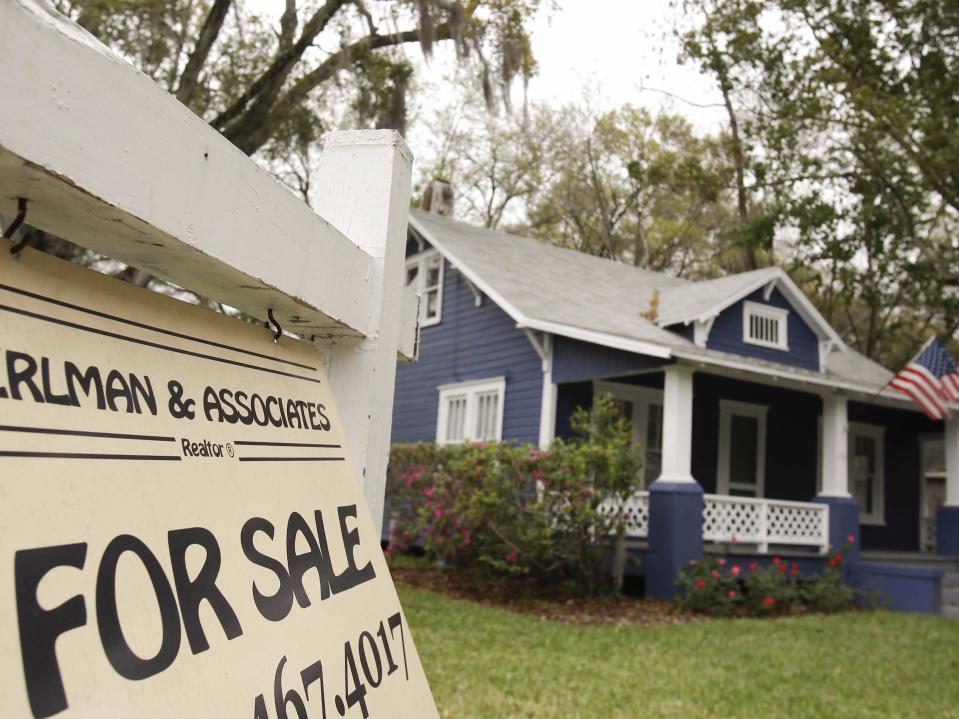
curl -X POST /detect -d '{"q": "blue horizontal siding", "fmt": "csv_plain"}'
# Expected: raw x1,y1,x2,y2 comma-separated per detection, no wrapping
391,261,542,445
707,288,820,371
552,336,669,384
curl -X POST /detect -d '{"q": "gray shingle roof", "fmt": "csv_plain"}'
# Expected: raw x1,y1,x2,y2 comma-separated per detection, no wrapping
655,268,780,327
409,209,895,396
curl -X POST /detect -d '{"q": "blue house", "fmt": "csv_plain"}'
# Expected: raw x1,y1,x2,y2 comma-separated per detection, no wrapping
392,189,959,615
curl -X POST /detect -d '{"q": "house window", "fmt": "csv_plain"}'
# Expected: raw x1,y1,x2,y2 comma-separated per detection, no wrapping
436,377,505,445
717,399,768,497
405,250,443,327
595,382,663,486
849,423,885,525
743,301,789,351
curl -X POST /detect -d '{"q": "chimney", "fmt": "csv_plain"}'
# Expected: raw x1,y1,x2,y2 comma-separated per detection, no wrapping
421,179,454,217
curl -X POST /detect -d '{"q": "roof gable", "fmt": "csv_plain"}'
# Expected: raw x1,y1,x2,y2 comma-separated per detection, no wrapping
408,209,900,398
655,267,844,347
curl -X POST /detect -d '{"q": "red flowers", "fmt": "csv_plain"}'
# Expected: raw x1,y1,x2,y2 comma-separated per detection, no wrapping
728,590,737,599
749,561,758,572
504,548,519,564
711,570,721,579
828,553,844,568
718,558,727,566
846,534,856,544
791,562,800,577
731,565,741,576
762,596,775,607
696,579,707,590
730,534,738,543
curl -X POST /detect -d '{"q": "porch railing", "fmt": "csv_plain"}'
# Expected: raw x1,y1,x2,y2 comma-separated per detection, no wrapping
599,491,830,554
597,491,650,537
702,494,829,554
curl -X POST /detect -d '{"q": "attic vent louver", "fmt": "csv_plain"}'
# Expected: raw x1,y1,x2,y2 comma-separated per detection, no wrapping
742,301,789,351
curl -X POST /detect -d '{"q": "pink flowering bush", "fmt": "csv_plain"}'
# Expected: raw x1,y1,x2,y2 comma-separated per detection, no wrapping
385,396,643,594
677,541,854,617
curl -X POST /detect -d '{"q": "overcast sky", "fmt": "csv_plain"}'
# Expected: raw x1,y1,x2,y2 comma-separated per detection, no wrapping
403,1,728,174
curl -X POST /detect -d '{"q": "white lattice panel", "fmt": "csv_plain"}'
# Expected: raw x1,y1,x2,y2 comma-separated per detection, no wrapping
766,502,828,545
702,495,828,552
702,496,763,543
598,492,650,537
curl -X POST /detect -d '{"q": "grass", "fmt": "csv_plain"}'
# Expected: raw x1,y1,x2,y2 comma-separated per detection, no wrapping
398,584,959,719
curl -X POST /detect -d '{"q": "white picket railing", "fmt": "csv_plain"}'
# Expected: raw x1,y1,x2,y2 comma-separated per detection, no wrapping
597,491,650,537
601,491,830,554
702,494,829,554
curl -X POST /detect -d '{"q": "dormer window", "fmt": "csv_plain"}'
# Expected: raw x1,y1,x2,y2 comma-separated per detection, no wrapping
405,249,443,327
743,301,788,350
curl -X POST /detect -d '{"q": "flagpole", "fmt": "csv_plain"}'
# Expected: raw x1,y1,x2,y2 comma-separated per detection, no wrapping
865,334,937,405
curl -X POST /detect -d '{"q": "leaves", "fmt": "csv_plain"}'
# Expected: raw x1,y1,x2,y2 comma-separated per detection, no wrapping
680,0,959,363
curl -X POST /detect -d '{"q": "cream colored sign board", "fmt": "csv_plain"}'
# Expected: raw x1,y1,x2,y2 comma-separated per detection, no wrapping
0,241,438,719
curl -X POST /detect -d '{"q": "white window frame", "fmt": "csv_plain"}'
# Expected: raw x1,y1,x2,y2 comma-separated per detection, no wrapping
742,300,789,351
436,376,506,445
716,399,768,497
849,422,885,525
594,381,664,487
405,249,444,327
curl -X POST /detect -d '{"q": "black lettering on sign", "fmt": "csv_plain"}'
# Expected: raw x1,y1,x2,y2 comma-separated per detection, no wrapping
286,511,337,608
334,505,376,593
166,380,195,420
95,535,181,680
65,361,105,410
39,358,72,407
15,544,88,719
168,527,242,654
241,517,294,622
11,505,377,715
7,350,43,402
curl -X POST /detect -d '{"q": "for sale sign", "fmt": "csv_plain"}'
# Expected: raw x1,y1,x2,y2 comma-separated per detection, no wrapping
0,241,438,718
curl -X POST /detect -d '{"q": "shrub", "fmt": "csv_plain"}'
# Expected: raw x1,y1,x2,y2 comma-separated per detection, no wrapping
385,395,644,595
677,543,855,617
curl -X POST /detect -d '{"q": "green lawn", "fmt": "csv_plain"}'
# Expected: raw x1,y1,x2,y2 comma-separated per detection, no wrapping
398,585,959,719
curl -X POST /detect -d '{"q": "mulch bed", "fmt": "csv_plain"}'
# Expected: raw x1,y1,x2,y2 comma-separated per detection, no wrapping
389,560,693,626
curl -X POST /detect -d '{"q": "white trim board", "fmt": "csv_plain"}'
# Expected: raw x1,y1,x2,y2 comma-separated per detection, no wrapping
716,399,769,497
849,421,886,526
405,248,444,328
435,376,506,445
0,0,384,340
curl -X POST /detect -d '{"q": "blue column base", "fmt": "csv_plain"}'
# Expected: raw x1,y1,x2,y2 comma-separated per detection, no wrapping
813,495,860,563
645,481,704,600
937,506,959,557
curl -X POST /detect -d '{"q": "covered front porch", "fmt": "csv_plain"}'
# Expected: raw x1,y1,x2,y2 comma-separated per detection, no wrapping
553,357,959,612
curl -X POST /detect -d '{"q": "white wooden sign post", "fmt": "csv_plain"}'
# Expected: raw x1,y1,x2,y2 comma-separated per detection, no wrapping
0,2,432,717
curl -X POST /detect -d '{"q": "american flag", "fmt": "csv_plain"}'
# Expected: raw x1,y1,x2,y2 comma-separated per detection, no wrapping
890,337,959,420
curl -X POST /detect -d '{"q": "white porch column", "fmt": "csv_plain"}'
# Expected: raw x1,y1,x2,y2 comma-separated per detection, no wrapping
656,364,696,484
538,333,557,449
945,416,959,506
820,393,850,497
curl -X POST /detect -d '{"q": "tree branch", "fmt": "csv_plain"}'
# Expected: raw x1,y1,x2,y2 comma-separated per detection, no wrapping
176,0,233,106
230,26,439,155
212,0,349,132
